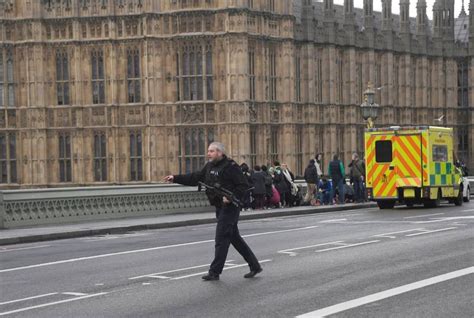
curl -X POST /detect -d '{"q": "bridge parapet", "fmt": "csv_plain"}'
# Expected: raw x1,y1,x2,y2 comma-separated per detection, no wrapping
0,184,210,229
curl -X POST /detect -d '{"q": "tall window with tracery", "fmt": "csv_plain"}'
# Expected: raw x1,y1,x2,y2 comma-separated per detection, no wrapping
56,50,70,105
295,126,303,176
269,46,277,101
458,59,469,107
91,49,105,104
336,54,343,103
250,126,257,168
127,49,141,103
0,133,16,183
58,133,72,182
356,60,363,104
249,43,256,100
93,131,107,182
295,49,301,102
315,55,323,103
176,45,213,101
270,126,279,164
178,127,214,174
0,49,15,107
130,131,143,181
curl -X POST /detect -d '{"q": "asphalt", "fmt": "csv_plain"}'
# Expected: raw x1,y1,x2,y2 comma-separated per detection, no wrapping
0,202,472,317
0,202,375,245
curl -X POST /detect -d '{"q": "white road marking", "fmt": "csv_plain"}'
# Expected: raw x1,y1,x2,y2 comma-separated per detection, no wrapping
147,275,170,279
242,225,319,238
404,213,444,219
315,240,380,253
61,292,87,296
142,283,151,286
319,219,347,223
0,293,58,306
94,283,104,286
170,259,272,280
461,208,474,212
0,245,51,253
0,292,107,316
405,227,457,237
372,229,424,239
413,216,474,224
278,242,345,257
0,226,319,273
296,266,474,318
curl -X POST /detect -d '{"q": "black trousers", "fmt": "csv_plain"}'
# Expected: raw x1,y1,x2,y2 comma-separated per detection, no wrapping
209,205,260,275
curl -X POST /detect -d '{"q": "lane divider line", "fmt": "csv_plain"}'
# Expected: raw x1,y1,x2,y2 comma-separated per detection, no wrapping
404,213,445,219
0,292,107,316
61,292,88,296
0,245,51,253
315,240,380,253
0,293,58,306
372,229,425,239
278,242,345,257
405,227,457,237
296,266,474,317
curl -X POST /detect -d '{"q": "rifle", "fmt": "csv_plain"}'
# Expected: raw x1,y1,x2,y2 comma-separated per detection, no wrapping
198,181,244,208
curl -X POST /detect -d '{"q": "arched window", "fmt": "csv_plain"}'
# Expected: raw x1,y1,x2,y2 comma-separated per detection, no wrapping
58,132,72,182
129,131,143,181
127,49,141,103
178,127,214,173
176,44,213,101
91,49,105,104
0,133,17,183
56,49,70,105
94,131,107,181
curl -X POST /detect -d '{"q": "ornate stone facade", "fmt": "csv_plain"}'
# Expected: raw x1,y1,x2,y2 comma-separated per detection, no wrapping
0,0,472,188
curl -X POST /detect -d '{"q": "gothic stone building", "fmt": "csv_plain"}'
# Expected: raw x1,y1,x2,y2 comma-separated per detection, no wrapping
0,0,472,188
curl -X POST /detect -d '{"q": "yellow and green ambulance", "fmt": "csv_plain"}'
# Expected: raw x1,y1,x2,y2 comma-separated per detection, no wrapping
364,126,464,209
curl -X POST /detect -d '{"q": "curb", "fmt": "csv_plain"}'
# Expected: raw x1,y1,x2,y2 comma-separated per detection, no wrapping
0,203,376,246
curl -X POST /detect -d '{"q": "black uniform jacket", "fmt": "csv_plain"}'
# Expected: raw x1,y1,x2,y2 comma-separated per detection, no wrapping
173,155,249,208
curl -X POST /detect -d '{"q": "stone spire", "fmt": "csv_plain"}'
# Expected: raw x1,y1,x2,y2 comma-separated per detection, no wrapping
460,0,467,17
324,0,334,19
382,0,393,31
416,0,428,35
343,0,355,23
469,0,474,37
442,0,455,40
433,0,442,38
363,0,374,28
399,0,411,34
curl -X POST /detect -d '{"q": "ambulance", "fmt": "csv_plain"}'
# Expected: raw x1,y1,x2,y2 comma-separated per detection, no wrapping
364,126,464,209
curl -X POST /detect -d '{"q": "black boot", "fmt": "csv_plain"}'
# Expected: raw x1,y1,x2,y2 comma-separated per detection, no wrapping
202,272,219,281
244,267,262,278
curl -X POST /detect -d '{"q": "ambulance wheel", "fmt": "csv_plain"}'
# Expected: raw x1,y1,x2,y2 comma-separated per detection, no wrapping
454,188,464,206
377,200,395,209
405,201,414,208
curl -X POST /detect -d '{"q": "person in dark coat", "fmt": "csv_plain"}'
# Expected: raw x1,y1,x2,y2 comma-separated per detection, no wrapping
261,165,273,207
163,142,262,281
304,159,318,204
273,161,290,207
240,163,253,210
328,154,345,204
250,165,266,209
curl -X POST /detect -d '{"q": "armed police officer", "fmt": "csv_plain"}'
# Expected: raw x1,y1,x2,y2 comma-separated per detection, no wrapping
164,142,262,281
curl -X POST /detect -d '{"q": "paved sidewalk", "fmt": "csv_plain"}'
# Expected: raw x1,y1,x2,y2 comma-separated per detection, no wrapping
0,203,375,245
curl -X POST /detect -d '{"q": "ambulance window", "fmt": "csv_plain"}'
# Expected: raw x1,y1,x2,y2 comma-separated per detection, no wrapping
375,140,392,163
433,145,448,162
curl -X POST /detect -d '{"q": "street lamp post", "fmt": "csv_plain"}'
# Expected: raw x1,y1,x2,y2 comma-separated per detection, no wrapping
360,82,380,129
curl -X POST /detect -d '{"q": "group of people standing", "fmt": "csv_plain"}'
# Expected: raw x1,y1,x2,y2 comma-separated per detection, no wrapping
240,161,301,210
304,153,367,205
